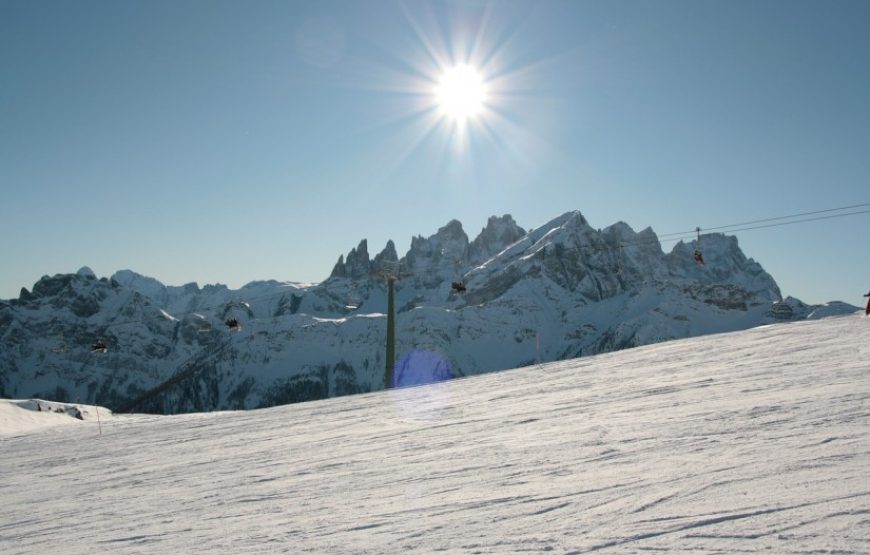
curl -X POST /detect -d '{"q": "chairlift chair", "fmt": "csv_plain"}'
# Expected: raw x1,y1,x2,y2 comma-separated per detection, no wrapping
693,227,705,266
224,300,249,332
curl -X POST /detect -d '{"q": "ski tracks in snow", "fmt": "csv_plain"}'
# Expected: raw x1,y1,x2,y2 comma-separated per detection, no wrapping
1,315,869,553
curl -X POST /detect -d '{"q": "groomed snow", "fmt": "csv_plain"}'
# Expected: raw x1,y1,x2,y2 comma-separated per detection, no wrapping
1,314,868,553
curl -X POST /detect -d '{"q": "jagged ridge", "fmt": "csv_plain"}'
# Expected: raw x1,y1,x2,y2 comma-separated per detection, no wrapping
0,210,856,414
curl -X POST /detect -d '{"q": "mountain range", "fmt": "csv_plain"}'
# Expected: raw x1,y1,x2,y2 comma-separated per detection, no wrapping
0,210,856,413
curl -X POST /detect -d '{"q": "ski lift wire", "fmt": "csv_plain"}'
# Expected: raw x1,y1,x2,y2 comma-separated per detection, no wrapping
697,208,870,236
656,201,870,239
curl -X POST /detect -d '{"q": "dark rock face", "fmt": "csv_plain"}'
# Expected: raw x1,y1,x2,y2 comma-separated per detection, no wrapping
372,240,399,273
330,255,347,278
344,240,371,279
468,215,526,263
406,220,470,271
770,301,794,320
332,239,401,279
32,275,74,298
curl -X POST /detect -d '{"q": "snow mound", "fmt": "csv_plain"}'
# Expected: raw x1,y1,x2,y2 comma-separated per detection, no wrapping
0,399,110,436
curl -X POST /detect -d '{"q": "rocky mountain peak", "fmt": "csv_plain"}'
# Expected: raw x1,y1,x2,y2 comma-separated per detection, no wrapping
666,233,781,300
468,214,526,264
76,266,96,279
330,239,372,279
405,220,469,271
31,273,77,299
436,219,467,241
372,240,399,273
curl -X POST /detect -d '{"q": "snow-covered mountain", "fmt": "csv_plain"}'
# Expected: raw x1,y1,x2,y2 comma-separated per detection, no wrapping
2,313,868,553
0,210,857,413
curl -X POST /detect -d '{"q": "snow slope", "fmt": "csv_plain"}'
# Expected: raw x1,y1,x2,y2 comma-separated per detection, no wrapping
1,314,868,553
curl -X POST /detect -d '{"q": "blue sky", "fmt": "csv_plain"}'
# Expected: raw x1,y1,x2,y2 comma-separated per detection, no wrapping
2,0,868,305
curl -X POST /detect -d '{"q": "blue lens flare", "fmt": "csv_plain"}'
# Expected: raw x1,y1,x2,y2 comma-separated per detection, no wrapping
392,349,453,388
389,350,455,421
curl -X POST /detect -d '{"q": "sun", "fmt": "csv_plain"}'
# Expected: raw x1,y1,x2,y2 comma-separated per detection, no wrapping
433,64,488,122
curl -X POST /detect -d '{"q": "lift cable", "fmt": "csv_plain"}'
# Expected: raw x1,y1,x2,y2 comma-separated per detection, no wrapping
657,201,870,239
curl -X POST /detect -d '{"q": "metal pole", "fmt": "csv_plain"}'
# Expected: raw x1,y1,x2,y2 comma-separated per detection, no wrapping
95,402,102,437
385,275,396,389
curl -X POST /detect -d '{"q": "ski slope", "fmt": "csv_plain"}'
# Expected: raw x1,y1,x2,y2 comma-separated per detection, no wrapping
2,314,869,553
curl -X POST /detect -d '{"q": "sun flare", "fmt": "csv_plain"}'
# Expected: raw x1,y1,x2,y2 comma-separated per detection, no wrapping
434,64,487,121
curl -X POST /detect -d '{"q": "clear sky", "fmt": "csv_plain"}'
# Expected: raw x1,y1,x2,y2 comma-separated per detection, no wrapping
2,0,868,305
